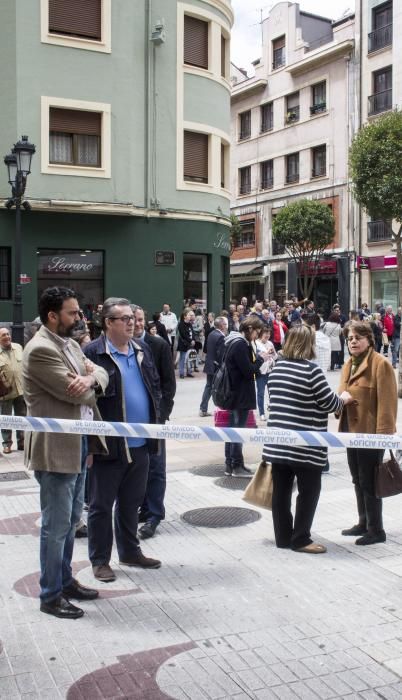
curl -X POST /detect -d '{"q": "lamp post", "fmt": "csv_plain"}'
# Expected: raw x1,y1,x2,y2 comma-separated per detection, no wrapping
3,135,36,346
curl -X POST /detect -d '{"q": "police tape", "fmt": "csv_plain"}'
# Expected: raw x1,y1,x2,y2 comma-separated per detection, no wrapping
0,415,400,450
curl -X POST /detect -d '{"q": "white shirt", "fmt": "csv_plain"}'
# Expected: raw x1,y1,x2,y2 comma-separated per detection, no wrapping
314,331,331,372
160,311,178,336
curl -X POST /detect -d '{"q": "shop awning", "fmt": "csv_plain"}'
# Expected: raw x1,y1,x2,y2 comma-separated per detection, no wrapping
230,264,263,276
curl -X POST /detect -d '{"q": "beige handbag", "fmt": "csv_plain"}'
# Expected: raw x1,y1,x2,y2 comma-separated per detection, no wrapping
242,460,273,510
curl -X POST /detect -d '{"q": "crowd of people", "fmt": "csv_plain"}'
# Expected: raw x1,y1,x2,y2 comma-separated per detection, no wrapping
0,288,399,619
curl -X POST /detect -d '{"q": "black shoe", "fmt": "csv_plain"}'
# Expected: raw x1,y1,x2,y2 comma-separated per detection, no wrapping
231,465,253,478
120,550,161,569
75,524,88,538
139,521,159,539
63,578,99,601
187,374,194,378
224,464,232,476
341,524,367,536
138,511,149,524
40,595,84,619
355,531,386,546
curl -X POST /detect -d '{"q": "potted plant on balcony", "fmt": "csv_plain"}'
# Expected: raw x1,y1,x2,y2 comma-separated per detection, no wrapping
310,102,326,115
286,110,298,123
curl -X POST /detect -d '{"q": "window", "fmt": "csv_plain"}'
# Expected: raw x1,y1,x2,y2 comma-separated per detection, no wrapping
220,143,229,189
184,15,209,70
37,249,104,311
286,153,299,184
369,66,392,115
367,220,393,242
0,248,11,300
183,253,208,309
183,131,209,183
234,220,255,248
272,35,285,70
312,145,326,178
261,102,273,133
221,34,228,78
260,160,273,190
49,108,101,167
239,166,251,195
239,110,251,140
369,2,392,53
285,92,300,124
48,0,101,40
310,82,327,115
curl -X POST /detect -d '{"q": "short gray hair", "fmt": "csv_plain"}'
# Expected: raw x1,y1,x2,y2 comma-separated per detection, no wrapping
102,297,131,329
214,316,228,329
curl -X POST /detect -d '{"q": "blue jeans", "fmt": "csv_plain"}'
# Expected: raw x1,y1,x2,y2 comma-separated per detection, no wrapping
35,438,87,603
255,375,268,416
392,336,400,366
141,441,166,524
179,351,190,376
224,409,249,469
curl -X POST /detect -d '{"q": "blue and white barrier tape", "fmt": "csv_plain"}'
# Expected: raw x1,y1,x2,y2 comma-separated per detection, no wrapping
0,415,400,450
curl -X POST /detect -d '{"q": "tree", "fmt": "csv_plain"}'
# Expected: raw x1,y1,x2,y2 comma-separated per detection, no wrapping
349,108,402,394
272,199,335,299
229,213,242,253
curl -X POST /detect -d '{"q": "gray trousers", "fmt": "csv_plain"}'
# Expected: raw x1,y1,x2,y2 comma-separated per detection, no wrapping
0,395,27,446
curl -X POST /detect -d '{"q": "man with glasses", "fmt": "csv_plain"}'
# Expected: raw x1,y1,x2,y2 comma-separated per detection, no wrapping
84,298,162,582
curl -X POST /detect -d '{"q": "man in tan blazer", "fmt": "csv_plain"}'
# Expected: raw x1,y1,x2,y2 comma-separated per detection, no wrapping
0,327,26,453
23,286,109,619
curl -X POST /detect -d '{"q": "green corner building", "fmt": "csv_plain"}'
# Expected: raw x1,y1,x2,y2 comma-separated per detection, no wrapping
0,0,233,321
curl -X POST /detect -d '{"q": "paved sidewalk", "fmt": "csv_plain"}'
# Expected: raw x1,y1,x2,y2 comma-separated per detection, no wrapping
1,370,402,698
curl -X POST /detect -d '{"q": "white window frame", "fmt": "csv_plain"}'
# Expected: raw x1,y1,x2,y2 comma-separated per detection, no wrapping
178,122,230,196
41,96,111,178
40,0,111,53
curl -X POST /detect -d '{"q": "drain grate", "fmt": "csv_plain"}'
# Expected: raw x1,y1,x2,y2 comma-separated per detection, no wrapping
0,471,30,482
214,476,251,491
191,464,226,478
181,506,261,528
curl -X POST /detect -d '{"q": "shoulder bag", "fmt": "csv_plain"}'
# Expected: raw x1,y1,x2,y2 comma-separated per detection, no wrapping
375,450,402,498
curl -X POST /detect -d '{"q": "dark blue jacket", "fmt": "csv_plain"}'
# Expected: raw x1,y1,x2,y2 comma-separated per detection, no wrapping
84,334,161,461
225,337,264,411
204,329,225,375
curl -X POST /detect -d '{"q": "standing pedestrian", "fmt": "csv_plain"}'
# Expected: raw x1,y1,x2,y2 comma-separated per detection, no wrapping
23,286,109,618
199,316,228,417
84,298,162,582
0,328,26,454
322,313,342,370
391,307,401,368
382,305,395,358
177,308,196,378
255,326,276,420
159,303,178,355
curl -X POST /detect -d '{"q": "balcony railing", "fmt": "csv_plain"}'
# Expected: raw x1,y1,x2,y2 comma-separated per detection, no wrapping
368,23,392,53
367,220,393,242
272,239,286,256
261,177,273,190
239,184,251,195
286,172,299,184
285,106,300,124
310,102,327,115
368,88,392,116
261,120,273,133
239,128,251,141
312,166,326,178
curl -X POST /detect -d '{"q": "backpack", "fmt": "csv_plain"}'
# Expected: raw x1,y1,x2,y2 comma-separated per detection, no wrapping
211,339,241,410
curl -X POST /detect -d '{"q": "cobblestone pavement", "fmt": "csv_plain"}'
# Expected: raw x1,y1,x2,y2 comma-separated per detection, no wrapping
1,369,402,698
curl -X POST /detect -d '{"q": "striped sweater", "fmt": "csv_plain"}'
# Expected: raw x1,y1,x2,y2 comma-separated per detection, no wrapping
262,358,343,469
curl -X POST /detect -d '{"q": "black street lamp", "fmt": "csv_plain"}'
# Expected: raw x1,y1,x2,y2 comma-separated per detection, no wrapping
3,135,36,346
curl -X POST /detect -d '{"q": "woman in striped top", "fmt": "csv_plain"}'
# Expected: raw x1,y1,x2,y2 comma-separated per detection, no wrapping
262,325,353,554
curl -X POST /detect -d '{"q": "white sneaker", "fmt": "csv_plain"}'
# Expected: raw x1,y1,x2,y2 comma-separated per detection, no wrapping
260,414,266,420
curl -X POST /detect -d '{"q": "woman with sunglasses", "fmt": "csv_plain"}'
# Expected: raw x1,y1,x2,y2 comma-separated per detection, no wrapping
338,321,397,545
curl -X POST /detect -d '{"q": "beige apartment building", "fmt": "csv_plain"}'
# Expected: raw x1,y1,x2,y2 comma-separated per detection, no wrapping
356,0,401,310
230,1,357,317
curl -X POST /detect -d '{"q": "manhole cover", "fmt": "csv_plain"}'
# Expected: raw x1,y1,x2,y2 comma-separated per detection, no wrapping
0,471,30,482
181,506,261,528
215,476,251,491
191,464,225,477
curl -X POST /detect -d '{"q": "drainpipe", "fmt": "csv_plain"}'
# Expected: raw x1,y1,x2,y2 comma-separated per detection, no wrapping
144,0,152,211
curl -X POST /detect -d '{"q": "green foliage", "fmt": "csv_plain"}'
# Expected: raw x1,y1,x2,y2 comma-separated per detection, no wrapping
272,199,335,255
229,213,242,251
349,110,402,223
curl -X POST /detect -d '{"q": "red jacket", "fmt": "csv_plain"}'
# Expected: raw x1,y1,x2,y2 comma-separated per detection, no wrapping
383,313,394,338
272,320,288,345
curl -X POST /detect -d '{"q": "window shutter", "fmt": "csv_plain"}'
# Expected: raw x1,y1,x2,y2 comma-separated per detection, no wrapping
49,0,102,40
184,15,209,69
273,35,285,50
221,35,226,77
184,131,208,182
50,108,101,135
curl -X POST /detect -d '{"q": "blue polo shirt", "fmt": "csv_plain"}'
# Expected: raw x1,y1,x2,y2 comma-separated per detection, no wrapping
107,339,150,448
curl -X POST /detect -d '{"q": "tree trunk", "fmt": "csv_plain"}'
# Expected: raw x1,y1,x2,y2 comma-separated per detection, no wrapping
396,224,402,397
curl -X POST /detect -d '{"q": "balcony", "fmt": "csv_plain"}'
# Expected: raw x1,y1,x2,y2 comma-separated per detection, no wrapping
285,106,300,124
285,173,299,184
272,239,286,256
368,24,392,53
239,184,251,195
367,220,393,242
261,178,273,190
239,128,251,141
312,166,326,178
368,88,392,116
261,120,273,134
310,102,327,115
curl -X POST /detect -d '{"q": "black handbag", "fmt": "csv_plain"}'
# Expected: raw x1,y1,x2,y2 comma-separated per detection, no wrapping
375,451,402,498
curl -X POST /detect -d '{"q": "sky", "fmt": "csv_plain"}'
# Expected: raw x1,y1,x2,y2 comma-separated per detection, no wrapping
231,0,356,72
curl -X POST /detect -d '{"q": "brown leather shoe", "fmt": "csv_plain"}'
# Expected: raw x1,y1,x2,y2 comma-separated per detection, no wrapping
92,564,116,582
296,543,327,554
3,446,12,454
119,551,161,569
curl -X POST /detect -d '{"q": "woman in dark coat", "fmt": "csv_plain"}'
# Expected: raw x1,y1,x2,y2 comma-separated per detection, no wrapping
177,308,195,378
224,317,270,477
